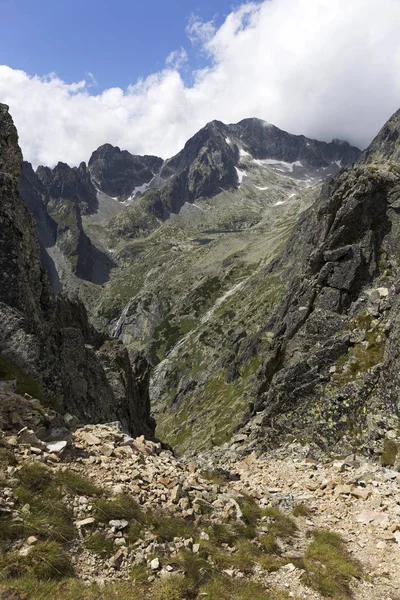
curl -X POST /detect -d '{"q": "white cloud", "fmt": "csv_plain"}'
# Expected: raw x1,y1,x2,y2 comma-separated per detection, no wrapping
1,0,400,168
165,47,188,70
186,14,217,46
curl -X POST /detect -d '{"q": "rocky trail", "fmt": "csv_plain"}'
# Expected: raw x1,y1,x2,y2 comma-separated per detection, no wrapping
1,391,399,599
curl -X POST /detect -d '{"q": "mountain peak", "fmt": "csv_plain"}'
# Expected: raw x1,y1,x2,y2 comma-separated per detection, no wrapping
359,107,400,165
88,145,163,201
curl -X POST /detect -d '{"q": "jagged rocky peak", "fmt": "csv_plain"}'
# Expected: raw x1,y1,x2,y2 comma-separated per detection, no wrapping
0,104,50,327
359,108,400,165
161,116,361,184
161,119,234,177
88,143,163,201
0,103,22,177
229,117,361,167
36,160,98,214
19,160,115,287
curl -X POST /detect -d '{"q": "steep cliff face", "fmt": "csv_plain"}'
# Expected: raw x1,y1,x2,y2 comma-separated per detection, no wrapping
229,118,360,166
359,109,400,165
37,161,99,215
239,110,400,459
0,103,155,438
19,160,116,288
88,143,163,201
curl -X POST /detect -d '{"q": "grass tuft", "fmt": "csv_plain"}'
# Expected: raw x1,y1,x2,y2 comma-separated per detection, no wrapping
381,438,398,467
0,448,18,468
148,513,196,543
293,503,312,517
302,530,362,599
17,464,52,492
263,508,297,538
93,494,144,523
54,469,103,497
151,574,191,600
199,575,290,599
1,541,73,581
84,532,114,557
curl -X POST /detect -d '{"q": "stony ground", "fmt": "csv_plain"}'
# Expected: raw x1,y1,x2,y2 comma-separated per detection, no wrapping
227,452,400,600
0,392,399,599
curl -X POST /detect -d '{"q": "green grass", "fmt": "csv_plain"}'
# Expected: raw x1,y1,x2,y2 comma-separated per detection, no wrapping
263,508,297,538
302,530,362,599
207,521,256,547
17,464,52,492
259,534,281,555
0,542,73,581
0,578,147,600
151,574,192,600
93,494,144,523
238,494,263,526
148,513,196,543
199,576,291,600
381,438,398,467
0,353,43,399
0,449,17,468
84,532,114,557
4,465,76,545
13,489,76,543
167,549,211,595
54,469,103,497
126,520,143,544
293,503,312,517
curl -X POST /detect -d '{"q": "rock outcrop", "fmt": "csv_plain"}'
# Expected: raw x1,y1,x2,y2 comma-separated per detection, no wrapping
88,143,163,201
19,160,115,287
359,108,400,165
239,109,400,458
0,103,155,438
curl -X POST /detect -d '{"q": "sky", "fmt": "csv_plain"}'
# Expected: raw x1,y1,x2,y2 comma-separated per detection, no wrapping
1,0,400,167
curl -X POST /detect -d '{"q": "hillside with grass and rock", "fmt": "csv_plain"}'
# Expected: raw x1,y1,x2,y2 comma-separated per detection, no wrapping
2,101,400,599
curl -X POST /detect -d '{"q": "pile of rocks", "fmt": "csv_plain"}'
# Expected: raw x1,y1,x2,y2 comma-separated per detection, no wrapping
71,423,244,522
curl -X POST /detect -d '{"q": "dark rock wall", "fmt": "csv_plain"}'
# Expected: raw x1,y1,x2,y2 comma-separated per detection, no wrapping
248,146,400,456
0,103,155,438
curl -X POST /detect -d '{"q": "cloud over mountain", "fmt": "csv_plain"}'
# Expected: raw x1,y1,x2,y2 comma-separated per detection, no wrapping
1,0,400,167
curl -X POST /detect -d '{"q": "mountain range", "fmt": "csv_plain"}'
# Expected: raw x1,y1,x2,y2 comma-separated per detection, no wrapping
2,99,400,597
3,102,400,467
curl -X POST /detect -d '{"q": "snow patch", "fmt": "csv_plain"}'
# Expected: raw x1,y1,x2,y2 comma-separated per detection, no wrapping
235,167,246,184
255,185,269,191
274,200,286,206
225,137,232,145
253,158,304,172
124,175,156,203
335,160,342,168
239,148,251,158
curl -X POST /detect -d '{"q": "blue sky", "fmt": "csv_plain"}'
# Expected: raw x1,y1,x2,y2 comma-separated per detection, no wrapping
1,0,399,167
0,0,238,90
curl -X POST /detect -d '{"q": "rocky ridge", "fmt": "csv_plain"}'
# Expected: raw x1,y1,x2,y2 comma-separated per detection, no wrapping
110,118,360,238
0,103,154,438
